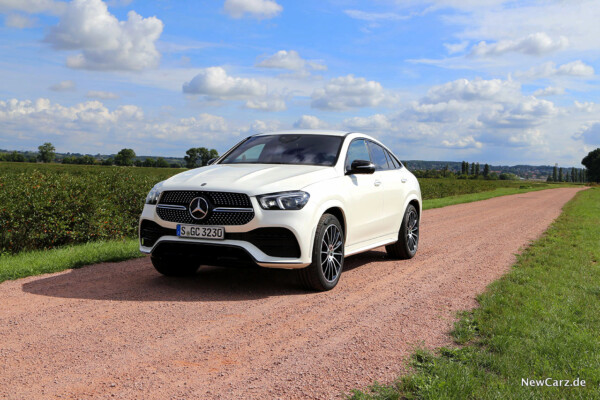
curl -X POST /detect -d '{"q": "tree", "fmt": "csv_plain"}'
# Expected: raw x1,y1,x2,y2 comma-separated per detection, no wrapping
565,171,570,182
475,162,480,177
442,164,448,177
571,167,577,182
38,142,55,163
184,147,219,168
7,151,25,162
102,157,114,166
465,162,470,176
155,157,170,168
559,167,563,182
114,148,136,166
461,161,466,175
470,162,475,176
483,163,490,178
553,165,558,182
143,158,156,167
582,148,600,183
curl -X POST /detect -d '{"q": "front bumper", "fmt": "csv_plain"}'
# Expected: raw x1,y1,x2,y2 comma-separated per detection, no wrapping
138,197,316,269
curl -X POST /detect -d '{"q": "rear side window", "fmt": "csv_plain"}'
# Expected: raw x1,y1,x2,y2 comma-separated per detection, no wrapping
386,150,400,169
367,141,390,170
345,139,371,170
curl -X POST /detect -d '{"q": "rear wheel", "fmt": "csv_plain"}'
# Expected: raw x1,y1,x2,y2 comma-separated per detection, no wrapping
386,204,419,259
151,255,199,276
298,214,344,291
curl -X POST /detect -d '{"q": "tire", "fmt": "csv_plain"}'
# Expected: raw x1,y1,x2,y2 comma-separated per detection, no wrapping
151,255,199,276
298,214,344,291
386,204,419,259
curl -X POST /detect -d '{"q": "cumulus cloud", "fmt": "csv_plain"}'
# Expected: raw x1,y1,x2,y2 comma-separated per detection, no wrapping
44,0,163,71
516,60,595,80
342,114,391,132
0,0,65,15
533,86,565,97
423,78,520,104
478,97,557,130
223,0,282,19
256,50,326,71
572,122,600,145
49,80,76,92
311,75,390,111
4,13,35,28
440,136,482,149
470,32,567,57
245,98,286,112
182,67,267,100
86,90,119,100
293,115,329,129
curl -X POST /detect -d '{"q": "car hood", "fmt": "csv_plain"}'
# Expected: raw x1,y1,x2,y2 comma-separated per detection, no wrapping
163,164,338,196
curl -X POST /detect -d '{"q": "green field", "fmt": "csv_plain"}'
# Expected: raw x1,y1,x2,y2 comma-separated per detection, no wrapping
351,187,600,399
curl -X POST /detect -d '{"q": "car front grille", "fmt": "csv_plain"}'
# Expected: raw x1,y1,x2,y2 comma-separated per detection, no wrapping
157,190,254,225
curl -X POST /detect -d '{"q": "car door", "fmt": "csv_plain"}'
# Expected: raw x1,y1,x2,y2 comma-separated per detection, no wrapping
342,138,385,247
366,141,407,236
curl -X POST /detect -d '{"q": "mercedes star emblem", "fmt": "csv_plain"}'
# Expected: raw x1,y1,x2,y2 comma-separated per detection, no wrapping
189,197,209,220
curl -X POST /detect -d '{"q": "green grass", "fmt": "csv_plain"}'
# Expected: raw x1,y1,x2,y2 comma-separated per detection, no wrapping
0,238,142,283
350,187,600,400
423,183,580,210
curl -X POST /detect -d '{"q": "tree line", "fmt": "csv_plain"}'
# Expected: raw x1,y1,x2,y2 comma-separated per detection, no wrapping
546,165,587,183
411,161,519,180
0,142,220,169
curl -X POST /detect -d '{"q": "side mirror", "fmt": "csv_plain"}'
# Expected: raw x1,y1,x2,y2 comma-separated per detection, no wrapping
347,159,376,175
207,158,217,165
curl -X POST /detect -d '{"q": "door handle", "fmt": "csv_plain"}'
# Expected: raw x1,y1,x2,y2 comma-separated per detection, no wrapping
401,178,407,183
374,180,382,187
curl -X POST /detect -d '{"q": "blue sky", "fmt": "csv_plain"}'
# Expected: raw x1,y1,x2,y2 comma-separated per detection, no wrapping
1,0,599,166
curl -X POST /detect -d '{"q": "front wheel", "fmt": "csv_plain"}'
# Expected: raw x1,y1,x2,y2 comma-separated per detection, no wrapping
386,204,419,259
298,214,344,291
151,255,199,276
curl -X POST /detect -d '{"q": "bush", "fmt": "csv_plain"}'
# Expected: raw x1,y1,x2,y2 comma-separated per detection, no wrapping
0,163,181,254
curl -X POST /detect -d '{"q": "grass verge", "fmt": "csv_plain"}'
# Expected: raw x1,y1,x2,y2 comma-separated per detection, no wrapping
350,187,600,399
0,238,142,283
423,183,580,210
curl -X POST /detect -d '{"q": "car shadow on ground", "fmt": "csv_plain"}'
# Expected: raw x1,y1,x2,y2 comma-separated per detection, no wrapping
21,249,391,302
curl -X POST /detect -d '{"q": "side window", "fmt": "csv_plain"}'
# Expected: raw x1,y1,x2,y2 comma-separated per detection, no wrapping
367,141,390,170
345,139,371,170
386,150,400,169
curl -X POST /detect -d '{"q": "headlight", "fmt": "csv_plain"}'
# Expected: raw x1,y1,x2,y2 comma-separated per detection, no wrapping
145,181,165,205
257,191,310,210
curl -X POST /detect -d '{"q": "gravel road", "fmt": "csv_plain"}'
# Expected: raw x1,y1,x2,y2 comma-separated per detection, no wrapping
0,187,584,399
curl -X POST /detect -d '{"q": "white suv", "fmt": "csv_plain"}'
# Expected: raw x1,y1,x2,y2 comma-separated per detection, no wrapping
139,130,421,291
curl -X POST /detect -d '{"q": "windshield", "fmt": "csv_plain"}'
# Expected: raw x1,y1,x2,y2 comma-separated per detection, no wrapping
220,134,344,166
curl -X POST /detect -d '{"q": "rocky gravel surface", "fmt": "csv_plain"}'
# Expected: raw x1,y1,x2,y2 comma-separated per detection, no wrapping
0,187,584,399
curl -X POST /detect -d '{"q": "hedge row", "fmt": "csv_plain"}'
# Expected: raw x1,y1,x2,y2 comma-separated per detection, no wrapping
0,163,544,254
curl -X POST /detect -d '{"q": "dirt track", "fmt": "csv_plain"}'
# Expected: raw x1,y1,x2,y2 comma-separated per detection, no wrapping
0,188,584,399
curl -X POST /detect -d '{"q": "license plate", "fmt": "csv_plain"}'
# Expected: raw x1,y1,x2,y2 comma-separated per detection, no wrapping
177,225,225,240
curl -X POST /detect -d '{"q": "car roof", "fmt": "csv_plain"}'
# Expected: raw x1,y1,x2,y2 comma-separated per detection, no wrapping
253,129,352,137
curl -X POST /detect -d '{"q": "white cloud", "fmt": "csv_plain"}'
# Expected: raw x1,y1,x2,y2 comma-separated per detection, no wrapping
444,41,469,54
343,9,410,22
86,90,119,100
342,114,391,132
182,67,267,99
293,115,329,129
0,0,65,15
423,78,520,104
247,119,281,133
4,13,35,28
470,32,567,57
572,122,600,145
49,80,76,92
311,75,390,111
223,0,282,19
245,98,286,111
256,50,326,71
441,136,482,149
516,60,595,80
45,0,163,71
574,101,597,113
533,86,564,97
